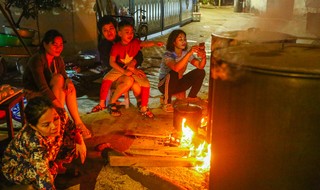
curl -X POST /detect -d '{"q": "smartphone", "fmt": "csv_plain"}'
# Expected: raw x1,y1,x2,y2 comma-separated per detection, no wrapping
199,42,205,50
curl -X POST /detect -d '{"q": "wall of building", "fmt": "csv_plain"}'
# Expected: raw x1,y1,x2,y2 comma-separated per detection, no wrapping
38,0,97,56
1,0,192,57
249,0,309,16
0,0,97,56
249,0,267,14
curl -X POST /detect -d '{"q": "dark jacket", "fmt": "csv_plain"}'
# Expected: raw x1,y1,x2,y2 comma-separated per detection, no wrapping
23,52,68,101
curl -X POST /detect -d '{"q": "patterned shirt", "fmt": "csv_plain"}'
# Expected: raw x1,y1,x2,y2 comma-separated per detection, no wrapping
1,111,78,189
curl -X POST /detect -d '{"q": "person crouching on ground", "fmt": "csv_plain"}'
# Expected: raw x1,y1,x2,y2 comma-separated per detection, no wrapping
0,96,86,190
158,29,207,112
22,29,92,139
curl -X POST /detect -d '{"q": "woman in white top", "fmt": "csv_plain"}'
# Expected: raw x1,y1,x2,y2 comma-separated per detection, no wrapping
158,29,207,112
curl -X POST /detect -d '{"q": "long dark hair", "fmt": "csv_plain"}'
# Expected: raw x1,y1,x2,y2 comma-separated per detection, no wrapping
166,29,188,52
24,96,54,126
39,29,65,53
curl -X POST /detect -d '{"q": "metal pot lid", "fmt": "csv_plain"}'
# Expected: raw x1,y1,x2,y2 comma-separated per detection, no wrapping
174,103,202,112
214,43,320,76
212,29,296,43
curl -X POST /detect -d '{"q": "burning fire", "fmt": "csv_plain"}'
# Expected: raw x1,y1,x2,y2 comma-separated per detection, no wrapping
180,118,211,173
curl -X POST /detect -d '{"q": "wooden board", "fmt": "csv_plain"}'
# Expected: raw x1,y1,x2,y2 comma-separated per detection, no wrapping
124,131,169,139
125,147,190,157
109,156,202,167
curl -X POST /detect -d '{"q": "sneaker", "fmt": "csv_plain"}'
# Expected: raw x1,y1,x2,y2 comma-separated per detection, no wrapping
162,104,174,113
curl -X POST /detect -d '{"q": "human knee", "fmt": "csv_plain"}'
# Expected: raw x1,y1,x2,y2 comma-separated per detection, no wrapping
135,77,150,88
117,76,134,88
170,71,179,80
67,80,76,93
50,74,64,88
195,69,205,79
131,82,141,96
140,80,150,88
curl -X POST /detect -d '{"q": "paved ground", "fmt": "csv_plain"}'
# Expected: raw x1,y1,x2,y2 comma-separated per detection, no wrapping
1,6,316,189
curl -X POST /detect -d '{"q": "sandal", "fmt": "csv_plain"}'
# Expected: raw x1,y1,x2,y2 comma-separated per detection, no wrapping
91,104,106,113
140,107,155,119
76,123,92,139
108,103,121,117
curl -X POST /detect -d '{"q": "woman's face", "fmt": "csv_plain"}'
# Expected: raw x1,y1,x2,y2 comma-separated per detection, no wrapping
173,33,187,50
44,36,64,57
32,108,61,137
102,23,117,41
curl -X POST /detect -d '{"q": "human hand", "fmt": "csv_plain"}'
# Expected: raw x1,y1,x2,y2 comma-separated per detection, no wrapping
128,59,137,68
197,42,206,58
189,45,199,54
133,69,146,78
156,41,165,47
124,70,133,76
53,99,64,108
197,49,206,59
76,139,87,164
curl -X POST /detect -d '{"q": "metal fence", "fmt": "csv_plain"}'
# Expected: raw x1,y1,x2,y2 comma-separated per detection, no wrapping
97,0,193,35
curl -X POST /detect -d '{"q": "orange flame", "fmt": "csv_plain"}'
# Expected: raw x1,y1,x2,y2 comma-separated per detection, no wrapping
179,118,211,173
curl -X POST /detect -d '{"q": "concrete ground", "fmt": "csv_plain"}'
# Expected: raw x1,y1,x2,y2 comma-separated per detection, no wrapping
0,5,316,190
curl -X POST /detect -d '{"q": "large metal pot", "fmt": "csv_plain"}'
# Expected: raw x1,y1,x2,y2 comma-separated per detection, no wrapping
173,103,202,134
211,28,296,52
208,43,320,189
210,29,296,80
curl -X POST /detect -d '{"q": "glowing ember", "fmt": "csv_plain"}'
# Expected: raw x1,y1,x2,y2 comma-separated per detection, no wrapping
201,116,208,128
179,118,211,173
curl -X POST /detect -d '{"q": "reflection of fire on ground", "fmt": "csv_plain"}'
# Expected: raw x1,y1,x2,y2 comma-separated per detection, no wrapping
108,116,211,173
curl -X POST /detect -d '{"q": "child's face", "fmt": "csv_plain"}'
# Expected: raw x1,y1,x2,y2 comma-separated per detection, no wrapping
102,23,117,41
118,25,134,44
173,33,187,50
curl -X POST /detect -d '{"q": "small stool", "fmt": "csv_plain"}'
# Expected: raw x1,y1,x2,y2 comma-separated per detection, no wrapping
106,88,130,109
0,92,25,139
